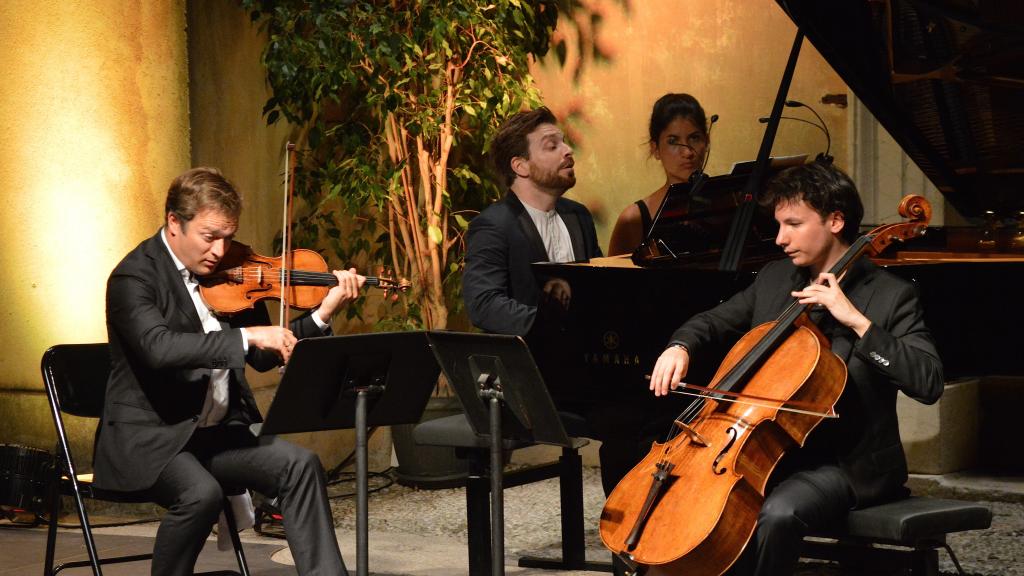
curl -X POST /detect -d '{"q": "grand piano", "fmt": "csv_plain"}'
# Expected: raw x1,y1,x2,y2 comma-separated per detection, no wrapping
531,0,1024,451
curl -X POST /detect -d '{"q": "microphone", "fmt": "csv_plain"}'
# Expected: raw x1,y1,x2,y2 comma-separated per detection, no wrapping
696,113,720,176
786,99,832,163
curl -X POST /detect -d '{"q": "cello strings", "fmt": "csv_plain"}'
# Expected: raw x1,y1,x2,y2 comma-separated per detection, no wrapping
660,296,833,442
655,267,862,443
664,396,708,442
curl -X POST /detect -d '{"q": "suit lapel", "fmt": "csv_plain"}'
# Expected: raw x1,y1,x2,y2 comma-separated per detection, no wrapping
143,231,204,333
556,200,586,262
507,193,550,263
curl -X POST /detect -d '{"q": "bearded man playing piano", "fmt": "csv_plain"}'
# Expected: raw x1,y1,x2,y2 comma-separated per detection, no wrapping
464,107,664,497
649,161,944,575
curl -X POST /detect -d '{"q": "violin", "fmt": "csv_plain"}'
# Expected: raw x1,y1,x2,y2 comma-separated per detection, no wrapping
199,142,409,318
600,195,931,575
198,241,409,315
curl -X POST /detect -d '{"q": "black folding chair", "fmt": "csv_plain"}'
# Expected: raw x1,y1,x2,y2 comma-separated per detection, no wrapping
41,343,250,576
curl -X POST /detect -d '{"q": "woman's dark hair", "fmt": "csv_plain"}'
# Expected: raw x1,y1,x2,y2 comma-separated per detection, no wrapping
648,93,708,145
762,162,865,244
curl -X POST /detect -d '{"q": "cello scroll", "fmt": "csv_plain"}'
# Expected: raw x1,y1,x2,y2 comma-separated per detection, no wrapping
863,194,931,256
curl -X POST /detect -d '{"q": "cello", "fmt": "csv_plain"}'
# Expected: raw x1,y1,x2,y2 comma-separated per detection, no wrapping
599,195,932,575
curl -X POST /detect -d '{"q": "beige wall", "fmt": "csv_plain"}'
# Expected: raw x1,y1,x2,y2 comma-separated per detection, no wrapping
532,0,850,248
0,1,190,453
187,0,295,255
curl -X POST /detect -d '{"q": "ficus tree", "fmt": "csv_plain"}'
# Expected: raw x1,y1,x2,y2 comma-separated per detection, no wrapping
242,0,614,330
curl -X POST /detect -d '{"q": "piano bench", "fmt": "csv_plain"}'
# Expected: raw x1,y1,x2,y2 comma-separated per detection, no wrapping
801,496,992,576
413,413,611,575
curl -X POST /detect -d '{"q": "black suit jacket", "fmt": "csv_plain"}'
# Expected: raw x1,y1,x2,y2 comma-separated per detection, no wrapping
669,257,943,507
463,192,602,336
93,230,325,492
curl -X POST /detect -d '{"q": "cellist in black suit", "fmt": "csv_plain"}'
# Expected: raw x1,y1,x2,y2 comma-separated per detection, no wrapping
650,162,944,575
93,167,362,576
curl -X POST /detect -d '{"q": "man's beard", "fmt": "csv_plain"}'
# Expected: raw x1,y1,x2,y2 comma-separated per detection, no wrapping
533,165,576,192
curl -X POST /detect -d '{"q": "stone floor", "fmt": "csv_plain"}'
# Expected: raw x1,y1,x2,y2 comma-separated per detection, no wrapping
323,467,1023,576
3,466,1020,575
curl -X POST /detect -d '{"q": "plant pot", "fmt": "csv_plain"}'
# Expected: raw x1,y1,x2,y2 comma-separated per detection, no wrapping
392,395,469,488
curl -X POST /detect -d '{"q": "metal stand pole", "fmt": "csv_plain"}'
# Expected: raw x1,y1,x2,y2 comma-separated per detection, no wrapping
487,392,505,576
356,389,369,576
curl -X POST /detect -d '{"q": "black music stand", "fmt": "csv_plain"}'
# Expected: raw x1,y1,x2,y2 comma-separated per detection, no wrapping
426,331,574,576
258,331,439,576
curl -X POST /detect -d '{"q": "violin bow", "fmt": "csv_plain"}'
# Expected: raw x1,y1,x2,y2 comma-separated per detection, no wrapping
279,142,297,329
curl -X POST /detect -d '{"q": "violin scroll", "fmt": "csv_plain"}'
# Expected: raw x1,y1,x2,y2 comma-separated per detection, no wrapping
370,267,411,301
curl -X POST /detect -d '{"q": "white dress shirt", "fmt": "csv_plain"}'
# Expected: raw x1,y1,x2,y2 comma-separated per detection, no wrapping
160,229,233,427
521,202,575,263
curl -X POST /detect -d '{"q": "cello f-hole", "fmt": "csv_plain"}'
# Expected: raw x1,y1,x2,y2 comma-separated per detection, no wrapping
713,427,738,475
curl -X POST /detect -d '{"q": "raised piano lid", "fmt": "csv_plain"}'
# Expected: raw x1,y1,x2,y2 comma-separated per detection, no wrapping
777,0,1024,218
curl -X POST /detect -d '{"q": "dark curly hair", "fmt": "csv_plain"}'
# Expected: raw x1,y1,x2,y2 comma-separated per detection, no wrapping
762,162,864,244
491,107,559,188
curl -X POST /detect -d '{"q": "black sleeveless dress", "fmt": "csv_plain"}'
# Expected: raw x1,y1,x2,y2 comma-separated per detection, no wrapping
635,199,653,238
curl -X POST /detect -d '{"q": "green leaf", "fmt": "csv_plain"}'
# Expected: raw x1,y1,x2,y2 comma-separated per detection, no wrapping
241,0,606,330
427,225,443,245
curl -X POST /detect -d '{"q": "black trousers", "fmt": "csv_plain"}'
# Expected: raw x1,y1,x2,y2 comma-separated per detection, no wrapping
148,425,348,576
727,464,853,576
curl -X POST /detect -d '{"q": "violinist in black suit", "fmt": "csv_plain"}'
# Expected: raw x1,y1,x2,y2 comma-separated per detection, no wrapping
94,167,362,576
650,162,944,575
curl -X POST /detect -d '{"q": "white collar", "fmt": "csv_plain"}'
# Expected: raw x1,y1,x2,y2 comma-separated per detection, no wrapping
521,200,558,220
160,227,191,280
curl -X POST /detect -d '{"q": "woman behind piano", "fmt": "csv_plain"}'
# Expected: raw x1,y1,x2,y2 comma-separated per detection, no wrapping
608,93,710,256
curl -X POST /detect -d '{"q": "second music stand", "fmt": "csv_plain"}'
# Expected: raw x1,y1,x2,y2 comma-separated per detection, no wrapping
426,331,575,576
258,331,439,576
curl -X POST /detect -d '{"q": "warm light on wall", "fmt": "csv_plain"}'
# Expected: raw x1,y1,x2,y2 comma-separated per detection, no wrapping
0,0,189,391
530,0,850,244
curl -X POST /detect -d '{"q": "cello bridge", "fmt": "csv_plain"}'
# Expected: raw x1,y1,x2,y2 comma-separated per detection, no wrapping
673,420,710,447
